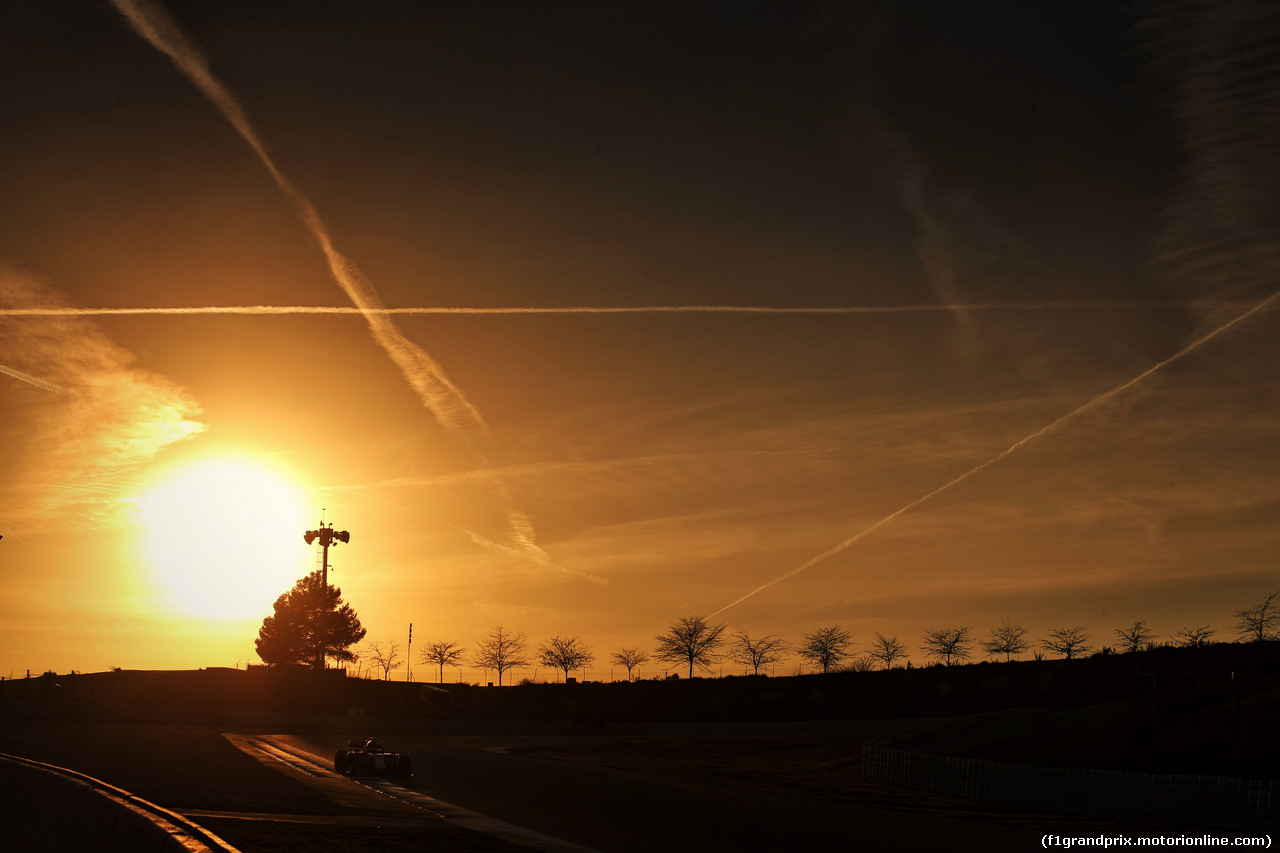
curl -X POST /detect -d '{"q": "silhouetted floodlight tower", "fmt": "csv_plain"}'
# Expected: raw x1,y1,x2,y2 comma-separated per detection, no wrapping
303,514,350,671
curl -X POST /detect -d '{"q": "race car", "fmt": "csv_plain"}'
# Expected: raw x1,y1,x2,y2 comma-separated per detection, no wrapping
334,737,413,778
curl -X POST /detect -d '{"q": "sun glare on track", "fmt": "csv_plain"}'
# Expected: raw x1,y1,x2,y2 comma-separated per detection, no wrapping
136,458,311,620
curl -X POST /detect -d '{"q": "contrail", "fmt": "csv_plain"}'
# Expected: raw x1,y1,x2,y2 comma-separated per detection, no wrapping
710,288,1280,618
0,364,67,394
109,0,485,437
108,0,561,566
0,300,1180,317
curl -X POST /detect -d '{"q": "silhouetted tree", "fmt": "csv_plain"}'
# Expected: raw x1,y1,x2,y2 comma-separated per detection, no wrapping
472,626,529,686
654,616,726,678
420,640,466,683
1115,620,1156,654
1173,625,1215,648
611,647,650,680
1041,626,1092,660
796,625,853,674
728,631,789,675
365,640,403,680
981,619,1030,662
255,571,365,668
920,626,973,666
869,633,907,670
1234,592,1279,642
537,635,595,681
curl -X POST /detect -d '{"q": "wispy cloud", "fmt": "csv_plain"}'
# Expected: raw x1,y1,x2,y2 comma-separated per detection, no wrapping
1142,0,1280,307
856,13,1048,336
0,267,206,533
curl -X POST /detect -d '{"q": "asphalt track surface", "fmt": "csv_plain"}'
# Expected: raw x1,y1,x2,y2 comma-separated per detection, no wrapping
277,733,1038,852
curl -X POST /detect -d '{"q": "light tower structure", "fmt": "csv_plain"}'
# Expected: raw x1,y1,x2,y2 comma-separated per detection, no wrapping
304,516,350,671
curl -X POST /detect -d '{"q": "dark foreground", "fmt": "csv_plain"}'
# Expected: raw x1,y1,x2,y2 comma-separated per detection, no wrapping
0,721,521,853
0,720,1172,852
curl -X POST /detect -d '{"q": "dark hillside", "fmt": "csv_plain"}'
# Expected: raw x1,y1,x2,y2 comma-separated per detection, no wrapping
2,642,1276,778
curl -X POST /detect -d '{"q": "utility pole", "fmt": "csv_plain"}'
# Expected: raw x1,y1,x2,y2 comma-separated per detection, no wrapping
407,623,413,682
304,514,350,671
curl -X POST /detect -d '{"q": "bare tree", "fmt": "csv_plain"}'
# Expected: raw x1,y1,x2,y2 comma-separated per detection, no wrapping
869,633,907,670
1041,626,1092,660
419,640,466,683
537,635,595,681
920,626,973,666
364,640,403,680
654,616,726,678
796,625,853,674
472,626,530,686
1173,625,1216,648
981,619,1030,662
728,632,789,675
611,647,650,681
1114,620,1156,654
1234,592,1279,642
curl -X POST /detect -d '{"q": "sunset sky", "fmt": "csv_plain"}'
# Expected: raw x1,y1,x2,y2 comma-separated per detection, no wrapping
2,1,1277,680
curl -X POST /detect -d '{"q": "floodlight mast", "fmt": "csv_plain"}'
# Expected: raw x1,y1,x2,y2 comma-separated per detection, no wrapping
303,516,350,671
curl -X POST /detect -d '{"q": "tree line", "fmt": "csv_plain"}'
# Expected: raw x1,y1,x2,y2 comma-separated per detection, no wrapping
255,572,1280,681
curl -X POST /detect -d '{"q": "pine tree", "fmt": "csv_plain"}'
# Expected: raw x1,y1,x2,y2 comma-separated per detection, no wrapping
255,571,366,668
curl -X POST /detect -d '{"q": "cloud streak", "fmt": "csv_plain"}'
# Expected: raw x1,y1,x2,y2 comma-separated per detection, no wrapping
708,4,1280,620
109,0,486,438
0,363,66,395
0,267,206,533
107,0,551,571
0,300,1180,316
1143,0,1280,307
710,287,1280,618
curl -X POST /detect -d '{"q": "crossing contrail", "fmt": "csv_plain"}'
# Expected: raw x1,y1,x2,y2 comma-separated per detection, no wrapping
108,0,555,566
109,0,485,437
0,300,1180,317
0,364,67,394
710,288,1280,618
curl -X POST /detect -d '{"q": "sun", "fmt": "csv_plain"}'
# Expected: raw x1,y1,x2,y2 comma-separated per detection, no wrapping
135,457,313,620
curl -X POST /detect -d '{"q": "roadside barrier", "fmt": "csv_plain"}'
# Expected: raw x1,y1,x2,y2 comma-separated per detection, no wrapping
0,752,239,852
862,706,1278,833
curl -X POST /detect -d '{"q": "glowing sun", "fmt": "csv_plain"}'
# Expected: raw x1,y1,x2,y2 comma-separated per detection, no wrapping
136,458,312,620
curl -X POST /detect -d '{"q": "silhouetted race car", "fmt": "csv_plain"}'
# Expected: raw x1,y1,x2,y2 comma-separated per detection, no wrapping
334,737,413,778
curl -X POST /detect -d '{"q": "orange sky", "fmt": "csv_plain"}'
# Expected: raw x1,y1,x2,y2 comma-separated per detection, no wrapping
1,1,1277,681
